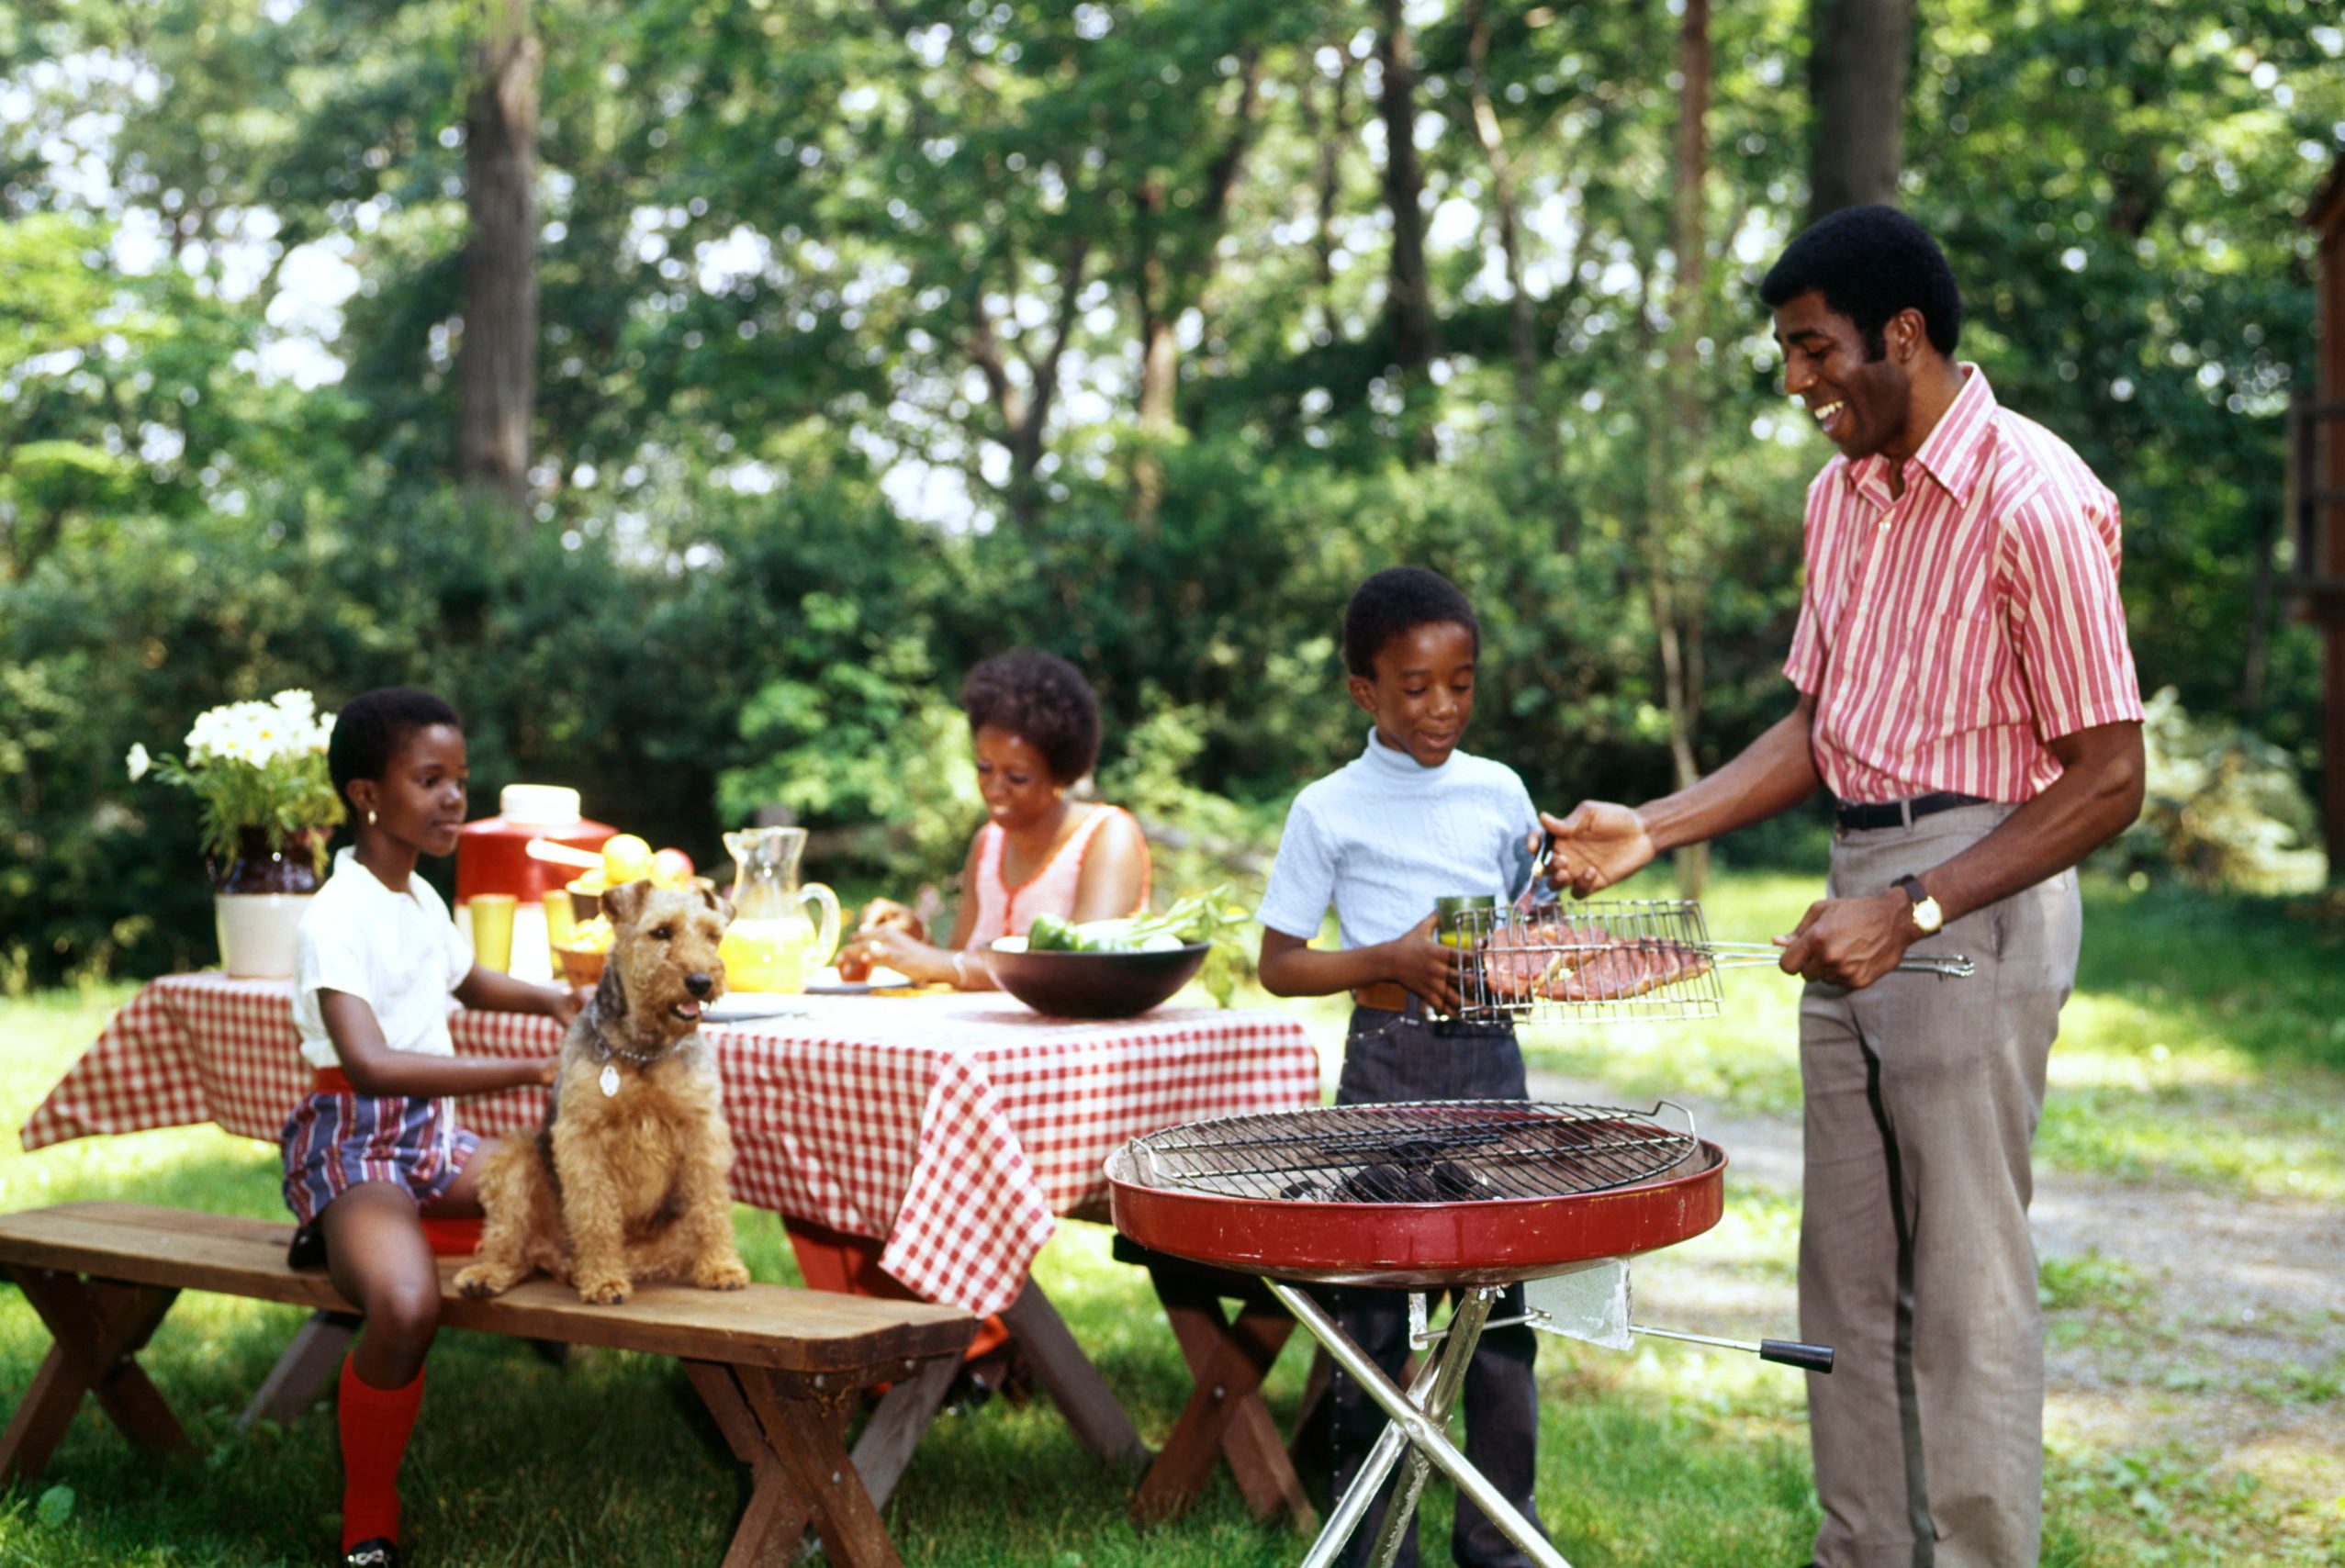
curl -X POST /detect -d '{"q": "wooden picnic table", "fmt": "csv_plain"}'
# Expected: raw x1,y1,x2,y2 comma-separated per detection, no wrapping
21,974,1326,1515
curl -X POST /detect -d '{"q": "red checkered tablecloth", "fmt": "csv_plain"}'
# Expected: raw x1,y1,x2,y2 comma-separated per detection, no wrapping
21,974,1322,1316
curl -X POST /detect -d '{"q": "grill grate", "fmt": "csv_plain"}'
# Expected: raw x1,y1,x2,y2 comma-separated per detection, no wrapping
1125,1100,1697,1204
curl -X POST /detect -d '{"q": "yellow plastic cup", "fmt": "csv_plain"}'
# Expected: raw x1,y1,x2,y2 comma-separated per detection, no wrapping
541,893,577,975
470,893,517,972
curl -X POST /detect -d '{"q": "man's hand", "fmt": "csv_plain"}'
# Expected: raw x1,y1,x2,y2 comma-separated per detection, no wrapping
1540,801,1658,898
1776,891,1918,990
1380,913,1464,1015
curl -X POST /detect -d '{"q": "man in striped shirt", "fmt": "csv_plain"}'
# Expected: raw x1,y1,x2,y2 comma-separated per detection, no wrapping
1543,205,2145,1568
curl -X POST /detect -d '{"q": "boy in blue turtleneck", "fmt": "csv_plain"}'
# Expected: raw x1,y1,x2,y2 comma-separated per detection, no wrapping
1256,566,1551,1568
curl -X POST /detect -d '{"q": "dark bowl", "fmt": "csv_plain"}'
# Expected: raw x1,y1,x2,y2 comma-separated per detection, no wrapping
982,942,1210,1019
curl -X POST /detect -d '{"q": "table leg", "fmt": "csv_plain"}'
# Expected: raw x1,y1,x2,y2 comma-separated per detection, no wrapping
848,1352,959,1513
684,1359,816,1567
239,1309,361,1429
1267,1281,1573,1568
739,1370,906,1568
1,1268,187,1484
999,1273,1150,1471
1132,1285,1308,1527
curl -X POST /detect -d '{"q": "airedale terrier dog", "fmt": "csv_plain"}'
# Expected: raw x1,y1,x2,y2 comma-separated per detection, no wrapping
454,879,752,1305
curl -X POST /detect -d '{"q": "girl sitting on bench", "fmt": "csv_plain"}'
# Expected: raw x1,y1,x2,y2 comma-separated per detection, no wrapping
281,687,572,1568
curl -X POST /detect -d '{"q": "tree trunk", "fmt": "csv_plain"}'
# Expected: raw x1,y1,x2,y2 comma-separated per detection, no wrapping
1132,178,1178,529
1807,0,1914,222
1375,0,1435,374
1304,54,1351,344
1662,0,1712,895
1129,54,1260,531
1465,0,1539,431
459,0,540,526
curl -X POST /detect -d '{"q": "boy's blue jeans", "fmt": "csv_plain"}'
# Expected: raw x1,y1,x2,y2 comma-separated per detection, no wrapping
1321,1003,1549,1568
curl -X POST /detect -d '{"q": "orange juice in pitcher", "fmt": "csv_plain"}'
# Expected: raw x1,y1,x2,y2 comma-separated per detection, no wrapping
718,827,840,993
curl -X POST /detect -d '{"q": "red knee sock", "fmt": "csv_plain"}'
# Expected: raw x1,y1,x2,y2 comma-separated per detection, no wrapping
338,1356,426,1550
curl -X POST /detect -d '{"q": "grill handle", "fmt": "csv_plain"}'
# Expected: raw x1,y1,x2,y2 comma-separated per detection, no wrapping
1629,1322,1836,1373
1759,1338,1835,1373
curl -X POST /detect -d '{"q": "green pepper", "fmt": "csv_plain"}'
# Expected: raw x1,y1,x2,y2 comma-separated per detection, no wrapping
1027,913,1079,952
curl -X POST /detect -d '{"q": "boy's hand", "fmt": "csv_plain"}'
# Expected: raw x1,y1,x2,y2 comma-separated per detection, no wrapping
1384,913,1464,1015
544,983,591,1028
1541,802,1657,896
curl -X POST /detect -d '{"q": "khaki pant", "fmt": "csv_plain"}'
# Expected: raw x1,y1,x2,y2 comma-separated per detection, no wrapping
1801,803,2080,1568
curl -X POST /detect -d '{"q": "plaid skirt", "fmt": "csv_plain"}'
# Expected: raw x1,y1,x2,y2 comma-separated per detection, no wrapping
279,1076,479,1231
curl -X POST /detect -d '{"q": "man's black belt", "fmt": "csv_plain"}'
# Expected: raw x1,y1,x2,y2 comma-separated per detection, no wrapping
1832,791,1991,831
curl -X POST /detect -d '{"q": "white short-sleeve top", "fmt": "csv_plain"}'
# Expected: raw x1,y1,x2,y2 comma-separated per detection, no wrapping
292,848,474,1070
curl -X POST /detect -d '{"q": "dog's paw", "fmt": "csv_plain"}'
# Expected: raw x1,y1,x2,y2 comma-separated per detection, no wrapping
453,1264,510,1299
576,1272,632,1306
694,1255,752,1292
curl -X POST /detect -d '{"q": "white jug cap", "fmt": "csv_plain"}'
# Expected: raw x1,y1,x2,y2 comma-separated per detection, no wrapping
500,784,583,825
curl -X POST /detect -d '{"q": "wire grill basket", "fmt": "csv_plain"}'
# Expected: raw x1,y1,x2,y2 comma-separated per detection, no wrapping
1439,898,1974,1026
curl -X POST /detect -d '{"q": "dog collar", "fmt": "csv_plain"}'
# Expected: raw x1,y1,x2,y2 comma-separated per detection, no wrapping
589,1035,693,1067
580,995,701,1070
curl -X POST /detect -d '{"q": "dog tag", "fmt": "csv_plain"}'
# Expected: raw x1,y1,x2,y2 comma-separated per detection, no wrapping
599,1063,621,1098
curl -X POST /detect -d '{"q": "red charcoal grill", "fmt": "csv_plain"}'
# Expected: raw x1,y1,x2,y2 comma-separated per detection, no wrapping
1107,1100,1831,1568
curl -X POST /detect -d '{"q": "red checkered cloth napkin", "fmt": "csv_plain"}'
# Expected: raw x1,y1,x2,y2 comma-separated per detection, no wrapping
24,976,1321,1316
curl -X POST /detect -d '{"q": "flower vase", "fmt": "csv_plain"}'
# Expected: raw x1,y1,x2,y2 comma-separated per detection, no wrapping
214,828,325,979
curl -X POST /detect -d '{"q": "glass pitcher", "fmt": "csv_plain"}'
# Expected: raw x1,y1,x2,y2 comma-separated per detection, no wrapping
718,827,842,993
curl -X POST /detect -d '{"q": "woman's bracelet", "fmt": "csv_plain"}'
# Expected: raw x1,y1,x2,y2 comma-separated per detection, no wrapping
950,951,970,988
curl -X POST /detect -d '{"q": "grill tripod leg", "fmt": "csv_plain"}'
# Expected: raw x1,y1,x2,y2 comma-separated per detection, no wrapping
1268,1282,1572,1568
1294,1325,1448,1568
1363,1289,1492,1568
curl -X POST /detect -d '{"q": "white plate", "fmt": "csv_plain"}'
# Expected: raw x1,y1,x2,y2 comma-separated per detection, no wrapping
701,992,813,1023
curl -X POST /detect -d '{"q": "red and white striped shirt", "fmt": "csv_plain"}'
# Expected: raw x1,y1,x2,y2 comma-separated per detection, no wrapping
1783,364,2143,804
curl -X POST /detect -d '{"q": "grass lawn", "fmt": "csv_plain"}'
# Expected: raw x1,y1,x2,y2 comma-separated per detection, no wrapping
2,869,2339,1565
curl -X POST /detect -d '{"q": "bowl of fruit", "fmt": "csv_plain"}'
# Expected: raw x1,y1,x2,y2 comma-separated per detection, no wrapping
554,914,614,986
565,834,700,922
982,891,1248,1019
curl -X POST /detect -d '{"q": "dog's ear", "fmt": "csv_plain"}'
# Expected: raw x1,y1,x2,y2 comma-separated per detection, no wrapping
601,878,651,927
592,953,625,1020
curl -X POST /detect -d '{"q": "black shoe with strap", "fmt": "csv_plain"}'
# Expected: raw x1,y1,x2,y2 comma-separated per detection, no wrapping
338,1540,399,1568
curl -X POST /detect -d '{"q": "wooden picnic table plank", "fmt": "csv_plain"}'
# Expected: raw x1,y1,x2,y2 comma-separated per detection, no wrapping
0,1203,971,1376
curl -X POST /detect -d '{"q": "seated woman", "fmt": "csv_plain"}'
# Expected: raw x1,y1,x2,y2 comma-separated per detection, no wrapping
840,648,1150,987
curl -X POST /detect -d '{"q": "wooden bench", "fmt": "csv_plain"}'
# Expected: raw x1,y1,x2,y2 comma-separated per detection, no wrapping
0,1202,975,1567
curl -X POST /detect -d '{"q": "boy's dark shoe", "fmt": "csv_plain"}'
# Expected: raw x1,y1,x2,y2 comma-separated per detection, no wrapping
338,1539,398,1568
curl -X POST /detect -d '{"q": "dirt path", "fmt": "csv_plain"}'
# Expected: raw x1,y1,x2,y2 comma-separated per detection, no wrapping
1525,1070,2345,1521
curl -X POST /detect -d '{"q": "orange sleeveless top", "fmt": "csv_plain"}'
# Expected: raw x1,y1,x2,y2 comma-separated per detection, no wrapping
966,805,1150,945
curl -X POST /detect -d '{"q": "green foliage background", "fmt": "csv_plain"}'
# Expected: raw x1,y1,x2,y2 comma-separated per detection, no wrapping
3,0,2339,981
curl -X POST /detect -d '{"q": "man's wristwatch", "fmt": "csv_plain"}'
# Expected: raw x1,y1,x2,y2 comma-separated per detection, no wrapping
1892,875,1945,935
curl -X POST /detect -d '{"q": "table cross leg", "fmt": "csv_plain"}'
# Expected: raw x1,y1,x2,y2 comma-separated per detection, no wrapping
1000,1273,1150,1471
684,1359,819,1567
1131,1295,1301,1525
239,1308,361,1429
739,1369,905,1568
1,1266,187,1484
847,1351,959,1514
1266,1281,1573,1568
